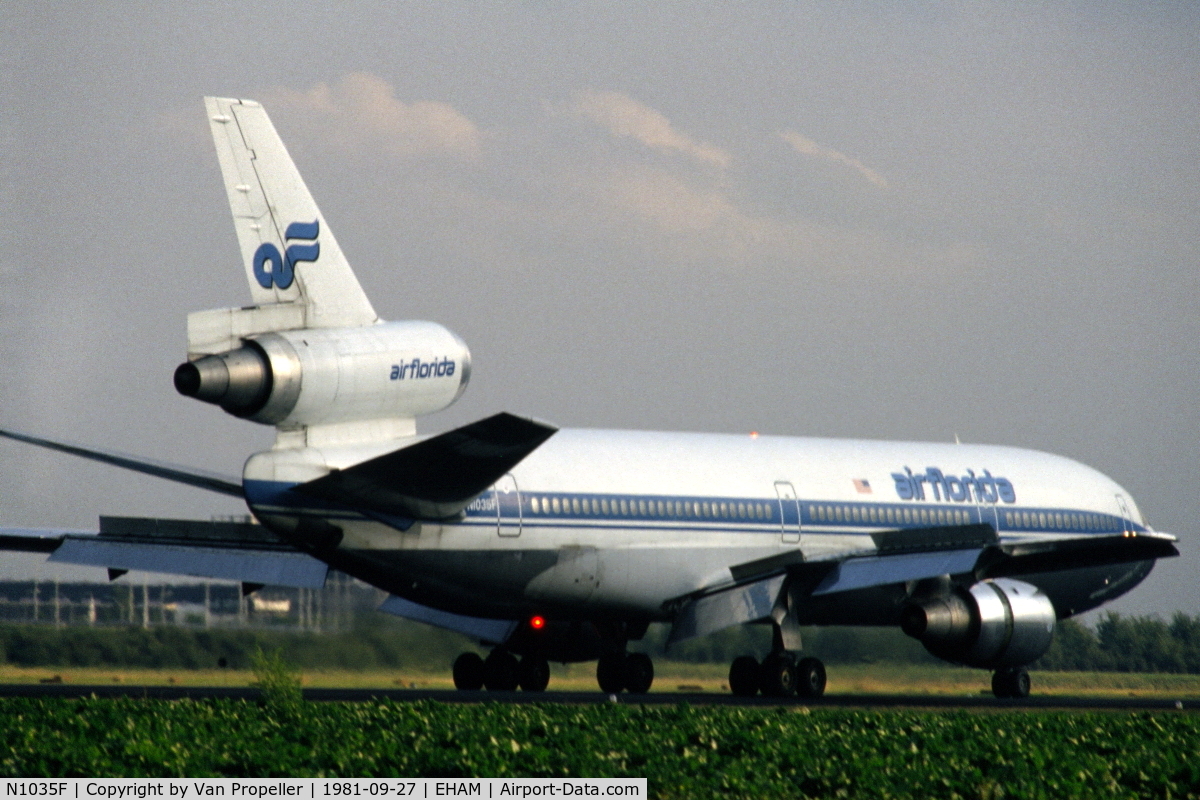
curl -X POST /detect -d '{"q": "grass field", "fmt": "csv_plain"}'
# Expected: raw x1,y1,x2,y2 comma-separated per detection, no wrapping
5,661,1200,698
1,696,1197,793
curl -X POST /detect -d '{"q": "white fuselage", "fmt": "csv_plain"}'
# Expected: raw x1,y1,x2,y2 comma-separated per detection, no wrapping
244,428,1149,624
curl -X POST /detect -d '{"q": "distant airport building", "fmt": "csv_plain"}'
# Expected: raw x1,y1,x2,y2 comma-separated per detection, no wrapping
0,571,376,632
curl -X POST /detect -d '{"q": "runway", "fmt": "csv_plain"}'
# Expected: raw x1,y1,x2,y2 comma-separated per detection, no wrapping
0,684,1194,711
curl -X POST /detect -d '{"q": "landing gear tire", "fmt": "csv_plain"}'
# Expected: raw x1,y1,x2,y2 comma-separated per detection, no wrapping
483,649,520,691
992,666,1030,699
794,657,827,698
452,652,484,691
596,653,626,694
729,656,760,697
624,653,654,694
518,656,550,692
758,653,797,697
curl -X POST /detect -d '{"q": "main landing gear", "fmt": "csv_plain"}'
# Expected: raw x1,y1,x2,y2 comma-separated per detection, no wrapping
596,652,655,694
452,649,550,692
729,653,827,698
991,666,1031,699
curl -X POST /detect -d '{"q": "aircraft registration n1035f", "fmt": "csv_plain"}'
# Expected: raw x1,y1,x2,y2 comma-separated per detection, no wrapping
0,97,1178,699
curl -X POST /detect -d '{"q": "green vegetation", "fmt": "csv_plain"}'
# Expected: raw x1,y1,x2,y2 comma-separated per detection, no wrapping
644,613,1200,674
1037,613,1200,673
250,647,302,714
0,698,1196,796
0,614,480,670
2,612,1199,676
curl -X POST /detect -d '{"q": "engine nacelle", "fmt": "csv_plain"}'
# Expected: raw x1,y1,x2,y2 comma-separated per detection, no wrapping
900,578,1056,669
174,320,470,427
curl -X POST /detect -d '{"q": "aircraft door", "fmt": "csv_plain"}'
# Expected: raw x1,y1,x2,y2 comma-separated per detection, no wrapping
774,481,801,545
494,473,522,537
1115,494,1132,534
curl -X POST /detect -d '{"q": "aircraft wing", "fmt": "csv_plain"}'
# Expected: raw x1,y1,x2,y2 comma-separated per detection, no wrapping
0,428,243,497
0,516,328,590
668,525,1179,644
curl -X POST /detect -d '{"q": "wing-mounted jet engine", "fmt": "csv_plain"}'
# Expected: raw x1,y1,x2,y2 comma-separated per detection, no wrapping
901,578,1056,698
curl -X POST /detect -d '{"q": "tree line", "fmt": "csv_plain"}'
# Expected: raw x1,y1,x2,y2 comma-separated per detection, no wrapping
0,611,1197,674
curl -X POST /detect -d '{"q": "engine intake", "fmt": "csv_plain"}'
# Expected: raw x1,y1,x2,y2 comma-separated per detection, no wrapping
901,578,1056,668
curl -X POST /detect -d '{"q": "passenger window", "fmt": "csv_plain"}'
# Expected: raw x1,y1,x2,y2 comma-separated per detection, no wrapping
530,497,541,514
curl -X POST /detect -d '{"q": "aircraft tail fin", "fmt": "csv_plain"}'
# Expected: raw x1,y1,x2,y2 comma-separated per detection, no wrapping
205,97,377,330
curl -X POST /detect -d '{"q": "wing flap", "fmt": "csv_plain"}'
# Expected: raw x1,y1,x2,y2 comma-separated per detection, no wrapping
667,574,787,645
0,528,86,553
811,548,984,596
378,594,518,645
0,516,329,589
50,538,328,588
297,412,557,520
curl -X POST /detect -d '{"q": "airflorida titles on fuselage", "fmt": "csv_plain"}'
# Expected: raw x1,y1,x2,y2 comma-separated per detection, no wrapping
892,467,1016,504
0,97,1178,701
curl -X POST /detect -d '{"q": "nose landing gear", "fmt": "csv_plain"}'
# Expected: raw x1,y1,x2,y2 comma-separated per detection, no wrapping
991,666,1031,699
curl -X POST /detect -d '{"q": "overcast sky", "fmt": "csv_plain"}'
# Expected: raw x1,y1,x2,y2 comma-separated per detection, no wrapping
2,3,1197,618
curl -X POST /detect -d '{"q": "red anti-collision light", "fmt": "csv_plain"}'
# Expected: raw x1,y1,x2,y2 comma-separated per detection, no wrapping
530,615,546,630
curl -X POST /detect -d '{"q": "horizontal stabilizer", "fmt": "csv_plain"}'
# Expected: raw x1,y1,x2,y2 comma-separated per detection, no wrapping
379,594,519,645
298,412,557,520
0,428,243,498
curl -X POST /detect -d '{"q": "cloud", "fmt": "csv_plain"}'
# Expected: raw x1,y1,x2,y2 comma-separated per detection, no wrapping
568,91,731,168
780,131,888,189
266,72,482,158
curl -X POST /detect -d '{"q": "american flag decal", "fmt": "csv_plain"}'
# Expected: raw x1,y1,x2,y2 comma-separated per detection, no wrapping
853,479,872,494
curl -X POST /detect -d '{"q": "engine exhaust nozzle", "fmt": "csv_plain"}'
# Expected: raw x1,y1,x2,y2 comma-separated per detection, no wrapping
174,345,272,417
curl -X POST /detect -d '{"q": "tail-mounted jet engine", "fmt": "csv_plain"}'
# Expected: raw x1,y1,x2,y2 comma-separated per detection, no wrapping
174,321,471,427
900,578,1056,669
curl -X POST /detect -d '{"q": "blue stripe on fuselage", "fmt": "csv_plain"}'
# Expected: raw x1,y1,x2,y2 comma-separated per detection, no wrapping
241,479,1140,537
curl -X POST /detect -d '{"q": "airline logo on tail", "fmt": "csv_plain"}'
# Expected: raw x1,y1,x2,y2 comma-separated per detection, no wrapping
253,220,321,289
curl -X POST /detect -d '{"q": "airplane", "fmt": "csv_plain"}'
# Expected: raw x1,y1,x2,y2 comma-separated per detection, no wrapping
0,97,1179,699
